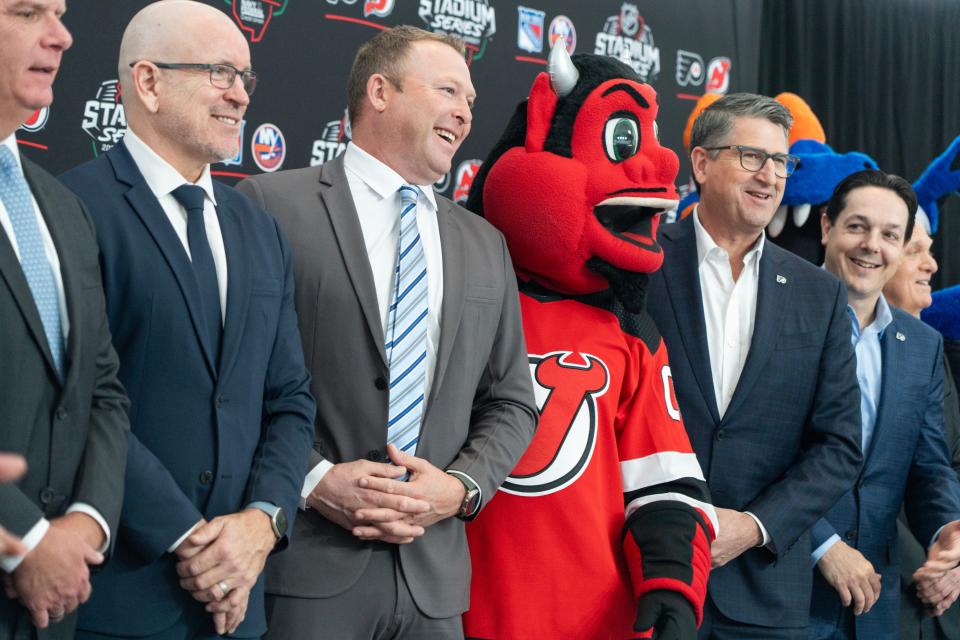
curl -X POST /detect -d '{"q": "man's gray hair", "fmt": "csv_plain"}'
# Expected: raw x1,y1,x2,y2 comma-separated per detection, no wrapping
689,93,792,151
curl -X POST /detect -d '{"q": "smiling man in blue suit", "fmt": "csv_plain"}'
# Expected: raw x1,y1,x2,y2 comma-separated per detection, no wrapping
810,169,960,640
58,2,315,639
647,93,863,639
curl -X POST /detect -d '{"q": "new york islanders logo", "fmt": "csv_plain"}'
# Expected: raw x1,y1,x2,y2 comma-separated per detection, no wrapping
501,352,610,496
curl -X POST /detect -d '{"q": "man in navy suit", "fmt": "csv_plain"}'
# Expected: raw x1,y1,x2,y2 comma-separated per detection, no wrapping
59,2,314,638
647,93,863,639
809,169,960,640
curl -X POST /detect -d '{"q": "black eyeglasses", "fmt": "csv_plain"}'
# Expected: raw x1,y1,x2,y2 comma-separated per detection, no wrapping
130,62,258,96
702,145,800,178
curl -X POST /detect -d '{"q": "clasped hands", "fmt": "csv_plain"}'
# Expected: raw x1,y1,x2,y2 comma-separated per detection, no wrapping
306,444,466,545
174,508,276,635
913,520,960,617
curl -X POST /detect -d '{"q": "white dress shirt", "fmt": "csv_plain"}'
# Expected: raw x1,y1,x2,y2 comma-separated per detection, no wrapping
122,129,228,321
693,209,770,545
300,142,446,505
0,134,108,570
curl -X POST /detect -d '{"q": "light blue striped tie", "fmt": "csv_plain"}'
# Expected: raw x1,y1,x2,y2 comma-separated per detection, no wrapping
386,185,428,456
0,146,64,378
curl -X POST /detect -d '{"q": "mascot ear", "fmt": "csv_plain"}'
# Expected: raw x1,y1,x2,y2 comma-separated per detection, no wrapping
525,72,558,152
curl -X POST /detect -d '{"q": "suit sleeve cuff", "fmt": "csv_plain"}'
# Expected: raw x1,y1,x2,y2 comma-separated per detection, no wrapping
812,534,841,564
446,469,482,516
744,511,770,547
66,502,110,553
167,520,203,554
1,518,49,572
300,460,334,511
931,524,948,550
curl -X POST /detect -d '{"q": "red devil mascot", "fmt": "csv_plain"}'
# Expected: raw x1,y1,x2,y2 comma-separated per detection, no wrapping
462,44,718,640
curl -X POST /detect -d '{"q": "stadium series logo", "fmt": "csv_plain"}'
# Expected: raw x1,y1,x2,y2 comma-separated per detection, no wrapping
310,110,351,166
516,6,544,54
224,0,288,43
19,107,50,133
594,3,660,82
251,123,286,172
81,80,127,156
418,0,496,59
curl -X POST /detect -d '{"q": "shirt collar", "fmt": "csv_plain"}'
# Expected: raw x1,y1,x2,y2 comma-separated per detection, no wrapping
846,294,894,339
2,134,24,176
123,128,217,206
692,206,765,268
344,142,438,211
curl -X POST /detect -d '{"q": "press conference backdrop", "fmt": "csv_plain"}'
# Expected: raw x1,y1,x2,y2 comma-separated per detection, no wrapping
19,0,761,206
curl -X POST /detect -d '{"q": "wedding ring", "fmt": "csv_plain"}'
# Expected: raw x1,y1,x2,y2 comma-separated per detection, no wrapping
217,580,231,596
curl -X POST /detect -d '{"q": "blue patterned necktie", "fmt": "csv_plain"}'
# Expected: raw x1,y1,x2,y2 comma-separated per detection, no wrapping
385,185,429,456
0,146,64,378
171,184,222,366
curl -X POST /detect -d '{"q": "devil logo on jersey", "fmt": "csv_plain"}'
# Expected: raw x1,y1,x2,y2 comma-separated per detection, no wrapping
502,352,609,497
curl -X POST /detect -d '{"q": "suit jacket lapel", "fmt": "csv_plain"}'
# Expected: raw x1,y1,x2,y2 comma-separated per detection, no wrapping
0,159,62,383
427,200,464,408
318,157,387,366
660,217,720,423
865,321,901,464
215,187,249,381
108,141,217,377
725,243,790,419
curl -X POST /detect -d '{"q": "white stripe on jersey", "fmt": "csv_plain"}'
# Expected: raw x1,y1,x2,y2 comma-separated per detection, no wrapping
621,451,706,492
625,492,720,537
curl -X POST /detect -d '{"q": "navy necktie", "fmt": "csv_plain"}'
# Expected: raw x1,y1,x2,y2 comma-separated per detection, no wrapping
0,146,64,378
171,184,222,365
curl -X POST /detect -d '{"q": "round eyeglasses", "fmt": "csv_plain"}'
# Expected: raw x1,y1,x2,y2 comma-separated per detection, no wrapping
129,62,258,96
703,145,799,178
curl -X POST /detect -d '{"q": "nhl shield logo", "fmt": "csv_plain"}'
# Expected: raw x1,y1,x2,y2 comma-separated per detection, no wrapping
517,6,545,54
225,0,289,43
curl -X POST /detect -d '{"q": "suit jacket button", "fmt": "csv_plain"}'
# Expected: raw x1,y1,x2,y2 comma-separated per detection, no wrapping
55,407,67,420
715,429,725,440
215,395,225,409
844,529,856,541
199,470,214,485
374,377,387,391
857,479,866,489
39,487,55,504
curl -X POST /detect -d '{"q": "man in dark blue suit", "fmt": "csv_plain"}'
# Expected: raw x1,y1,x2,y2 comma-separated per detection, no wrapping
809,169,960,640
58,2,314,638
647,93,863,639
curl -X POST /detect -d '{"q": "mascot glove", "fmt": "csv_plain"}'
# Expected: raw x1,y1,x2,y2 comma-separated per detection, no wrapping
634,589,696,640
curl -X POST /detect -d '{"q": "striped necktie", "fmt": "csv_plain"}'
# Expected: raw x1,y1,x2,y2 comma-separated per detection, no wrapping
0,146,64,378
385,185,428,456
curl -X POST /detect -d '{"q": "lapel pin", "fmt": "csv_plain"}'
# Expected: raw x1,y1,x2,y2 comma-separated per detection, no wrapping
776,275,787,284
896,332,906,342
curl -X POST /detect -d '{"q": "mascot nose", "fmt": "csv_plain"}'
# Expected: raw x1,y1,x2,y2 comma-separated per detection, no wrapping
622,146,679,187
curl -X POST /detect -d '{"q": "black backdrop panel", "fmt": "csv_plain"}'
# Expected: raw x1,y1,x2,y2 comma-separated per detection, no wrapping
19,0,760,205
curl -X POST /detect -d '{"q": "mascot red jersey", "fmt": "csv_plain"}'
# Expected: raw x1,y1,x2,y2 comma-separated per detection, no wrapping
462,44,717,640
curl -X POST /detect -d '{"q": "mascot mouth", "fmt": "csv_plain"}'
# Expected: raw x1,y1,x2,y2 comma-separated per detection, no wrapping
594,196,676,249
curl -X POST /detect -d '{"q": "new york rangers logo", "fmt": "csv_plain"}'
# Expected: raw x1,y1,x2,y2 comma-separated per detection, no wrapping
502,352,609,496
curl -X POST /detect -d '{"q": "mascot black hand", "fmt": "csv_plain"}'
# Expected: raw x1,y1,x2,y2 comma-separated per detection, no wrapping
634,590,696,640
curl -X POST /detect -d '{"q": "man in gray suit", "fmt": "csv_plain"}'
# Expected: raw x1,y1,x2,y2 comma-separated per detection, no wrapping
237,25,537,639
0,1,129,637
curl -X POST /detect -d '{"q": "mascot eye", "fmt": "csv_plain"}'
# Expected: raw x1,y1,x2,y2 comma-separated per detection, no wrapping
603,117,640,162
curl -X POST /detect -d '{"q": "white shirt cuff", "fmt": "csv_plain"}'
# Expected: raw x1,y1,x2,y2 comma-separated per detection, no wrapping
1,518,50,572
66,502,110,553
743,511,769,547
300,460,334,510
167,520,203,554
931,524,947,550
812,534,841,564
446,469,483,516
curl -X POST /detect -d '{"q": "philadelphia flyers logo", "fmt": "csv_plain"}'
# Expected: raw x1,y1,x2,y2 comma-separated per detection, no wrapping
501,352,609,497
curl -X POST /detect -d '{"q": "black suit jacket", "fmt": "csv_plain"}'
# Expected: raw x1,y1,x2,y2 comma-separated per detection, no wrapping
646,214,863,629
0,155,129,631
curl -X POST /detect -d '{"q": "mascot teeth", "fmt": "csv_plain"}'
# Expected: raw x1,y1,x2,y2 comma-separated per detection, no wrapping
792,202,812,227
769,204,788,238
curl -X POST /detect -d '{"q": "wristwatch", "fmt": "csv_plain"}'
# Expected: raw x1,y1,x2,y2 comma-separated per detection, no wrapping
248,501,287,540
448,472,481,521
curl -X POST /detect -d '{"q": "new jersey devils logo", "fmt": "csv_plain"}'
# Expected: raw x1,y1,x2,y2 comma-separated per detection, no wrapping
502,352,609,496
